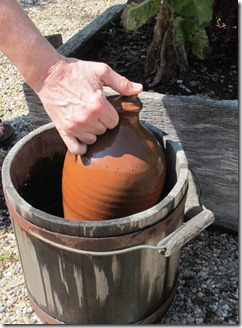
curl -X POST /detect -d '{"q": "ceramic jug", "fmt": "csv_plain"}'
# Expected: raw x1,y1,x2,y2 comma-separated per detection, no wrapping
62,94,166,221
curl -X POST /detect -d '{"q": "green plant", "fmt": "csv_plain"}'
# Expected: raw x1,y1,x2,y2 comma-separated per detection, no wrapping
0,251,10,260
121,0,161,31
121,0,214,85
122,0,213,59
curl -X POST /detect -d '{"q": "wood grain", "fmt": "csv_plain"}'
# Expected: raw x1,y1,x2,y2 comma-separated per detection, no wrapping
138,92,238,232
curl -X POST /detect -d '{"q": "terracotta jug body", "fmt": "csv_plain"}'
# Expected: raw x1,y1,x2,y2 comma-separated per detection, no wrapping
62,95,166,221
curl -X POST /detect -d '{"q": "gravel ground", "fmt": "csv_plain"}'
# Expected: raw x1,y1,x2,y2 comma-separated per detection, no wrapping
0,0,239,325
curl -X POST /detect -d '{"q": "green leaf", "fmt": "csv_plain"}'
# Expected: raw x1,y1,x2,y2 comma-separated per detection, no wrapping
121,0,214,61
0,251,10,260
121,0,161,31
189,28,210,59
171,0,213,26
172,0,214,59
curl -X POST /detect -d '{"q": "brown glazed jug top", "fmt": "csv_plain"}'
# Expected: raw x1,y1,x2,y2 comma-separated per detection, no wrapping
62,94,167,221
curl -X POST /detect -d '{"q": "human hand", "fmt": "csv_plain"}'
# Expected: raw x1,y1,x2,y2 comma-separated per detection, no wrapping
35,56,143,155
0,1,143,154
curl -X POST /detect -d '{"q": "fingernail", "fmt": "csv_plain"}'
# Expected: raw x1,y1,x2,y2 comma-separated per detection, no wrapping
133,83,143,91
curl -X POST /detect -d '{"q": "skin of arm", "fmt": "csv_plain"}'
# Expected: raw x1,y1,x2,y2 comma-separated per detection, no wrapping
0,0,143,154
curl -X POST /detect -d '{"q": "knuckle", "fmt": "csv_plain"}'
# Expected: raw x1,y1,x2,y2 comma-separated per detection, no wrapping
85,135,97,145
96,126,107,136
98,63,110,77
89,95,105,115
65,120,79,133
66,115,89,129
72,143,87,156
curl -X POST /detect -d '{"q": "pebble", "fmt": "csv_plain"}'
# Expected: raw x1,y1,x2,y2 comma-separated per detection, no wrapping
189,80,198,87
159,231,238,325
0,0,239,325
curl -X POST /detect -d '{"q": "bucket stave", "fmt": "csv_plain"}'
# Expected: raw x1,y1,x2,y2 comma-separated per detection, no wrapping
2,122,189,324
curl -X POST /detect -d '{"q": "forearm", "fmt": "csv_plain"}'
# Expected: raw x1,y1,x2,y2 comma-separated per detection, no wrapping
0,0,61,91
0,0,143,155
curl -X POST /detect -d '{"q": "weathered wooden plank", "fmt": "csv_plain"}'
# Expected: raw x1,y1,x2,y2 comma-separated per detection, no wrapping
58,2,126,57
137,92,238,232
45,33,63,49
22,86,48,128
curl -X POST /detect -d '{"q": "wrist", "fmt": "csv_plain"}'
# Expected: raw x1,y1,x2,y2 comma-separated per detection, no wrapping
27,52,64,93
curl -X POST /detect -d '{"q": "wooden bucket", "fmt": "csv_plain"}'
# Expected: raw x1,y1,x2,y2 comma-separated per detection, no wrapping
2,123,214,324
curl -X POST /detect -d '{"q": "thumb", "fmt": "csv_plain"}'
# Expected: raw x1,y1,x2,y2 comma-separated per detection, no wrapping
101,65,143,95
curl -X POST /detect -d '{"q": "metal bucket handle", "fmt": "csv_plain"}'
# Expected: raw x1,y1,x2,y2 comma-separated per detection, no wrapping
30,208,214,257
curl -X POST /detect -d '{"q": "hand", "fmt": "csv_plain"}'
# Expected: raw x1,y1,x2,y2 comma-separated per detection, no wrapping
36,56,143,155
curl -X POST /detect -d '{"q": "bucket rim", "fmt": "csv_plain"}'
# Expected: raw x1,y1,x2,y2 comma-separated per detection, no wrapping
2,123,188,237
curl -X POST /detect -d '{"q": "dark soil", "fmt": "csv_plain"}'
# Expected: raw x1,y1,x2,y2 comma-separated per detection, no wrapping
86,0,238,100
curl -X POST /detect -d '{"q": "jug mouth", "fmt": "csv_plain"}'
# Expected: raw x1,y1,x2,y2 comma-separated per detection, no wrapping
107,94,143,113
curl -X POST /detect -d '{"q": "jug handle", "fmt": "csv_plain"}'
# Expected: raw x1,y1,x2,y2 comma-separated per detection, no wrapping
29,209,214,257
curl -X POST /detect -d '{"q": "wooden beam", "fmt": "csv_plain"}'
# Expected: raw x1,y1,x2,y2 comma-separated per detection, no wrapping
136,92,238,232
58,3,127,57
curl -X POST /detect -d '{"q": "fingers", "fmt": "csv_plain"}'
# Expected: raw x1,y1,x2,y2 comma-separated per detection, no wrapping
59,77,136,155
60,112,116,156
98,63,143,96
61,133,87,156
80,132,97,145
39,60,143,156
98,96,119,129
93,119,107,135
86,90,119,131
60,120,107,155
